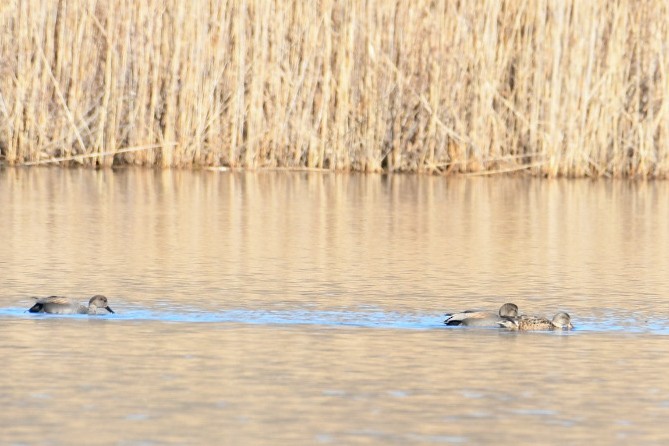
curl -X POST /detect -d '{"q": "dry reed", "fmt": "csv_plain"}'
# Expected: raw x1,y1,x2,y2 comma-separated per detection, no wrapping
1,0,668,177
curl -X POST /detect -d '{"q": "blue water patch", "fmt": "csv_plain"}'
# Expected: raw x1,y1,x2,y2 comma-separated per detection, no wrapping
3,307,669,333
565,317,669,334
133,308,441,329
0,306,440,329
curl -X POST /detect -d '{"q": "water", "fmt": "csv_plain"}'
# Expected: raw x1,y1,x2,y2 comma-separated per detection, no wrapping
1,168,669,444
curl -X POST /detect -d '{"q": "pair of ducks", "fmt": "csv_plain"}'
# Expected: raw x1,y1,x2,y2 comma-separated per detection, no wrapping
444,303,573,330
28,295,115,315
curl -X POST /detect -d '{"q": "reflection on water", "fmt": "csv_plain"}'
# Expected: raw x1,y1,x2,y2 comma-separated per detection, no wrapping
1,168,669,444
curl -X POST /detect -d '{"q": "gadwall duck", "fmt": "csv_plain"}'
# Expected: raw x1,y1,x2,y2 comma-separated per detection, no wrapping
498,312,573,331
28,295,115,315
444,303,519,327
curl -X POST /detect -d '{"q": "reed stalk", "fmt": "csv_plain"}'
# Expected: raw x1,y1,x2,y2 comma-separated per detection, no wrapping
1,0,668,177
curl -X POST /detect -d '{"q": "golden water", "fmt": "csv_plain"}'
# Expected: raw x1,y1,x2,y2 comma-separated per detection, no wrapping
1,169,668,444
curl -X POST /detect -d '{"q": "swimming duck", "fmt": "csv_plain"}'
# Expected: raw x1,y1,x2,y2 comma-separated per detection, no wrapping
444,303,519,327
498,312,573,330
28,295,115,315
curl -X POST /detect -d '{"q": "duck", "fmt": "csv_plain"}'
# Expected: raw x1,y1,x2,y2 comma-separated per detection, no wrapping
498,312,573,330
28,295,115,315
444,303,519,327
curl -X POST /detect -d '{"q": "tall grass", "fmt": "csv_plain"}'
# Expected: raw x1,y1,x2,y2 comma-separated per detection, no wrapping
1,0,668,177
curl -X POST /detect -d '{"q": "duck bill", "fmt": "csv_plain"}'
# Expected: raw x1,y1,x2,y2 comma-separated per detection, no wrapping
106,306,115,314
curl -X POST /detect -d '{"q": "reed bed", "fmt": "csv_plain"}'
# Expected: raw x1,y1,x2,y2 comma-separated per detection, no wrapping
1,0,668,177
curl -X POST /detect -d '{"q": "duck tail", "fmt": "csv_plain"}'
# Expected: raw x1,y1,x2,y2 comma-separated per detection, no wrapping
28,303,44,313
497,317,518,329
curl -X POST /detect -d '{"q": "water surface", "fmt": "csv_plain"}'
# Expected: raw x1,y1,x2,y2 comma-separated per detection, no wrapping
1,169,668,444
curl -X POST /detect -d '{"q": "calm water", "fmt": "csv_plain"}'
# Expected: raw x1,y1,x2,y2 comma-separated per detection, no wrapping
1,168,669,444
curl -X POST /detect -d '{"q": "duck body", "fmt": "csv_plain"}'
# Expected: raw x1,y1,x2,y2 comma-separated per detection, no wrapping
499,312,573,331
444,303,519,327
28,295,115,315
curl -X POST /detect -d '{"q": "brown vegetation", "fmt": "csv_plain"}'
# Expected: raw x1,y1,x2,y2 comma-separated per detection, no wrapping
1,0,668,177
